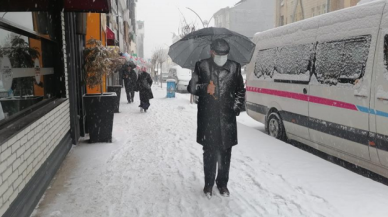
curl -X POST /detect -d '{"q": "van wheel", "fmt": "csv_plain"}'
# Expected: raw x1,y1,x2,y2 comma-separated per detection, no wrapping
267,112,286,141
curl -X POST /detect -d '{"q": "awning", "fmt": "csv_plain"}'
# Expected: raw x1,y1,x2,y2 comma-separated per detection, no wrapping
0,0,111,13
64,0,111,13
107,26,115,40
106,26,117,46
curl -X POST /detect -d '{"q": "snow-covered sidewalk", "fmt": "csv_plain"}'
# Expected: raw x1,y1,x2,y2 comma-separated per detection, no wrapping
32,86,388,217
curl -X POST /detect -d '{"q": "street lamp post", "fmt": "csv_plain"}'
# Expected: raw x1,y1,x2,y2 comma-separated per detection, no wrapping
186,7,214,28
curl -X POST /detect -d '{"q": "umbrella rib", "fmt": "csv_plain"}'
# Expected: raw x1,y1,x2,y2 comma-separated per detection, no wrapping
182,44,207,69
170,41,197,62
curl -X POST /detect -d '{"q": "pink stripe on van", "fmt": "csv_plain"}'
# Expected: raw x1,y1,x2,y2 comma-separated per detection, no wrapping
247,86,358,111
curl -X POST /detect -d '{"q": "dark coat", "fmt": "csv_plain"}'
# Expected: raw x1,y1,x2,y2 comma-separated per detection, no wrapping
188,58,246,149
122,69,137,91
137,71,154,101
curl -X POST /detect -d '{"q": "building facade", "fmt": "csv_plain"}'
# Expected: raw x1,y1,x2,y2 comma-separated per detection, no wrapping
213,0,275,38
106,0,137,53
0,1,110,216
276,0,360,27
136,21,145,59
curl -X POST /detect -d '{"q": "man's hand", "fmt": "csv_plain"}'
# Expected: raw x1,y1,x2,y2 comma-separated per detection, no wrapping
207,81,216,96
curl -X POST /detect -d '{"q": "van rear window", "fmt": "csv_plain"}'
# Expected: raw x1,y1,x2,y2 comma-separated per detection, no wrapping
254,48,276,79
315,35,371,85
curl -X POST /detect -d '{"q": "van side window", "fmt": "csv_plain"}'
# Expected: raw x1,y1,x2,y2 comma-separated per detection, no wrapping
254,48,276,79
273,44,314,82
315,35,371,85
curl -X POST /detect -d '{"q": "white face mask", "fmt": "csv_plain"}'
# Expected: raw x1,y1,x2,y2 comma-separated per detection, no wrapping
213,54,228,67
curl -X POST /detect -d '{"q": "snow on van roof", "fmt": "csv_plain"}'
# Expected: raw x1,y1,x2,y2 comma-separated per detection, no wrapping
252,0,385,49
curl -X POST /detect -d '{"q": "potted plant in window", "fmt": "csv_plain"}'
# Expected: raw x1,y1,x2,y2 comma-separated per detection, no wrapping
0,35,43,117
83,39,124,143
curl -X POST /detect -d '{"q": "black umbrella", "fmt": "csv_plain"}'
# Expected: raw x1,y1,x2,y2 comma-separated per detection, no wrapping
168,27,256,70
126,60,137,68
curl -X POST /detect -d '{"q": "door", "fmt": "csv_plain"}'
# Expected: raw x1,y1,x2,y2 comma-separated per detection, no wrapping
65,13,87,144
308,35,373,160
374,32,388,167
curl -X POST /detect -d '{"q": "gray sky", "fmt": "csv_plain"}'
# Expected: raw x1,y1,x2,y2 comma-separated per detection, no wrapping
137,0,239,59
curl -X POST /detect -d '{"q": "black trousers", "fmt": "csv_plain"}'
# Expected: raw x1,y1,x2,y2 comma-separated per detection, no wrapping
125,90,135,102
125,87,135,102
203,146,232,188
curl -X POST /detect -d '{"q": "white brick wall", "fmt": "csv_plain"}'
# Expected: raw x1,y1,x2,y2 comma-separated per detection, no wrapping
0,101,70,216
0,12,73,216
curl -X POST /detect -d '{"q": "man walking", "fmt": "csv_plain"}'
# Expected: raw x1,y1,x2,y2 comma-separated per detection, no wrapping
188,39,246,198
122,63,137,103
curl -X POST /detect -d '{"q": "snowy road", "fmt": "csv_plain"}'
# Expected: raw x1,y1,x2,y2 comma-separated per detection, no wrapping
32,86,388,217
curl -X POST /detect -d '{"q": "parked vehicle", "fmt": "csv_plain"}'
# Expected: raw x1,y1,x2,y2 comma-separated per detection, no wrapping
241,67,246,111
168,65,192,92
246,0,388,178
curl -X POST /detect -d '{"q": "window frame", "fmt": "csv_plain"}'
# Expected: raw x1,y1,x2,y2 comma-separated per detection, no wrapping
0,12,65,141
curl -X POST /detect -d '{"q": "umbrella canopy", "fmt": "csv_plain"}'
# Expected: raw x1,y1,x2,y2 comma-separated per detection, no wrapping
168,27,256,70
125,60,136,68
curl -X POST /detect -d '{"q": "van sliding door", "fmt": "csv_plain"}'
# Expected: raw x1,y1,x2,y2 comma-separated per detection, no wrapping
308,36,372,160
374,33,388,167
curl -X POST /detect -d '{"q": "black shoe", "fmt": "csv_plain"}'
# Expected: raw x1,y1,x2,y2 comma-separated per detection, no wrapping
217,186,230,197
203,186,213,199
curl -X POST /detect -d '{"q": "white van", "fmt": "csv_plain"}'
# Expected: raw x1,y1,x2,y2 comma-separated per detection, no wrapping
246,0,388,178
168,65,192,92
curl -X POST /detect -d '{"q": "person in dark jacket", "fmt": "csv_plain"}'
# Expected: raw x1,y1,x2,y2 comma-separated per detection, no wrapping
187,39,246,198
122,63,138,103
136,66,153,112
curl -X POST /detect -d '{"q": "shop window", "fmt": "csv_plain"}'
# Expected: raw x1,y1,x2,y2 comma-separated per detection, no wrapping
254,48,276,79
0,12,34,31
0,14,57,123
315,35,371,85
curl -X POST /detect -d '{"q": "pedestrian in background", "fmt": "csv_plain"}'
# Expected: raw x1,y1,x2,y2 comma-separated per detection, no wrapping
136,66,153,112
122,63,137,103
187,39,246,198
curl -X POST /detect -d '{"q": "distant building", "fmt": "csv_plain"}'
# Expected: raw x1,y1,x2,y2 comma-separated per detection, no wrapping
213,0,275,38
276,0,360,27
137,21,145,58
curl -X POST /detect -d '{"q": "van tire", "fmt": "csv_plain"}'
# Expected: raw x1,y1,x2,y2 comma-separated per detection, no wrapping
267,112,287,141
